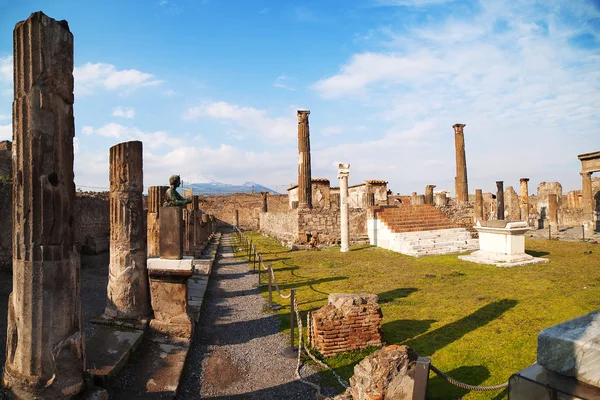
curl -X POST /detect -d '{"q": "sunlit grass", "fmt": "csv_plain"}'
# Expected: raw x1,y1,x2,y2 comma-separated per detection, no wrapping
232,231,599,399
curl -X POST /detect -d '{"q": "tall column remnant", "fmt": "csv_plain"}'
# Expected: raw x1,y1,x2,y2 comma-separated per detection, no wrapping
475,189,484,222
581,172,593,232
520,178,529,224
5,12,85,398
425,185,436,205
453,124,468,203
338,164,351,253
297,110,312,208
261,191,268,212
148,185,168,257
496,181,505,220
105,141,151,321
547,194,559,228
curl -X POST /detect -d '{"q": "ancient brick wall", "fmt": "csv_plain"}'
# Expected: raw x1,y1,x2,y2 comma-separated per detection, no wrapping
297,207,367,244
437,200,475,227
259,210,299,246
0,146,10,179
197,193,288,230
310,293,383,357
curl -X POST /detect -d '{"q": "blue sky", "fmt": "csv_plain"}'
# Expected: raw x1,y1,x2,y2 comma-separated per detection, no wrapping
0,0,598,195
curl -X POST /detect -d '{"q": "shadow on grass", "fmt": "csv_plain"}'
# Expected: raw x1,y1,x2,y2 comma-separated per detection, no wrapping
525,250,549,257
404,299,518,356
279,276,349,290
378,287,418,303
382,319,436,343
428,365,491,399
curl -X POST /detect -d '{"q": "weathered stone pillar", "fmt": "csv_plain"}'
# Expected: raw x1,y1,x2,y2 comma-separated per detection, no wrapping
505,186,520,221
434,193,447,206
338,164,350,253
496,181,505,220
412,195,425,205
261,191,268,212
520,178,530,223
425,185,436,205
5,12,85,398
297,110,312,208
453,123,468,203
581,172,593,232
147,185,168,257
475,189,483,222
548,194,559,228
105,141,151,321
234,209,239,227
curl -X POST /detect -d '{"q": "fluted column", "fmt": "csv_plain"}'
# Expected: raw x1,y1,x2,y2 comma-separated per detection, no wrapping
425,185,436,205
453,124,468,203
297,110,312,208
338,164,350,253
496,181,505,220
5,12,84,399
147,185,168,257
475,189,483,223
520,178,529,224
105,141,151,320
581,172,593,232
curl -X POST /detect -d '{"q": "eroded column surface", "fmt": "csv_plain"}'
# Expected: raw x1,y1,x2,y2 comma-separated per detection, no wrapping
496,181,505,220
105,141,151,321
147,185,168,257
297,110,312,208
581,172,593,232
475,189,484,222
425,185,436,205
520,178,529,223
234,209,239,227
261,191,268,212
548,194,559,228
453,124,469,203
5,12,84,399
338,164,350,253
505,186,520,221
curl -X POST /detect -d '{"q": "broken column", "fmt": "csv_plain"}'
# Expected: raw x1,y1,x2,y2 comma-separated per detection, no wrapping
147,185,168,257
581,172,593,232
520,178,530,224
234,209,239,227
453,124,468,203
261,191,268,212
105,141,151,321
5,12,85,398
475,189,484,223
297,110,312,208
425,185,436,205
338,164,351,253
496,181,505,220
548,194,559,229
505,186,520,221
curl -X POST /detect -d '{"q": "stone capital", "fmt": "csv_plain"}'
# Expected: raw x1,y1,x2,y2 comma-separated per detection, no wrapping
337,163,350,179
452,123,466,134
297,110,310,122
519,178,529,183
580,171,592,178
496,181,504,186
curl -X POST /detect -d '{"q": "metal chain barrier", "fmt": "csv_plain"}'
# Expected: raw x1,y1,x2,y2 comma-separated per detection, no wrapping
429,364,508,392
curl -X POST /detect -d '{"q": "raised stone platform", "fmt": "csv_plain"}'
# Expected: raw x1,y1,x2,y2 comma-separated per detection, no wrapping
537,309,600,388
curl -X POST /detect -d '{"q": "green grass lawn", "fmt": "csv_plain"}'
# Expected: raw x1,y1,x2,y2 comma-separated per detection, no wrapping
234,232,599,399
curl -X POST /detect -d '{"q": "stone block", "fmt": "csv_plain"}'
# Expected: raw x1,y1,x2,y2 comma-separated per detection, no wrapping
159,206,184,259
537,310,600,388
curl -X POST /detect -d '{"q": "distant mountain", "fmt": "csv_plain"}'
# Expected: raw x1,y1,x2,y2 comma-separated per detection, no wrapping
180,177,279,195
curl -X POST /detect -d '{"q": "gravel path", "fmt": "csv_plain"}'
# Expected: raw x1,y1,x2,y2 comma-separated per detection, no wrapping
178,232,322,399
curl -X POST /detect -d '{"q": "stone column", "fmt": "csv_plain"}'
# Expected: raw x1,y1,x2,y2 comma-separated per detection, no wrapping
548,194,559,228
581,172,593,232
338,164,350,253
475,189,483,222
520,178,529,224
234,209,239,227
5,12,85,398
425,185,436,205
434,193,447,206
453,124,468,203
147,186,168,257
496,181,505,220
105,141,151,321
297,110,312,208
261,191,268,212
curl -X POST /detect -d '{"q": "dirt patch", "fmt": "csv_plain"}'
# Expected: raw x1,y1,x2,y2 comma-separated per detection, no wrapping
201,348,244,390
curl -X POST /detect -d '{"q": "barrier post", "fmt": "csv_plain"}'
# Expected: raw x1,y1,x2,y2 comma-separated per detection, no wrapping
281,288,298,358
267,264,273,307
412,357,431,400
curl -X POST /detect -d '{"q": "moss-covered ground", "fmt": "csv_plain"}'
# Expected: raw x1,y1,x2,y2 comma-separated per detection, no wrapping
233,232,599,399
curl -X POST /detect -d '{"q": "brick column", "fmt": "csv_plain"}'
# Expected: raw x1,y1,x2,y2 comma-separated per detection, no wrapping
234,209,239,227
338,164,350,253
581,172,593,232
548,194,559,229
496,181,505,220
261,191,268,212
105,141,151,320
147,186,168,257
520,178,529,224
453,124,468,203
5,12,84,398
297,110,312,208
475,189,483,223
425,185,436,205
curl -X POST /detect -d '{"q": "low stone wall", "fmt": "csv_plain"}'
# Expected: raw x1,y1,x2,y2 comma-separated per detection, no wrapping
310,293,383,357
259,210,299,246
437,201,474,227
298,208,367,245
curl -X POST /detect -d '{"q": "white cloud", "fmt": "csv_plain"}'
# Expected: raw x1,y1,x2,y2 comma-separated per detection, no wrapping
0,123,11,141
74,62,163,96
273,75,295,91
0,56,11,83
184,101,297,141
0,114,9,121
163,88,177,97
83,123,183,149
73,137,80,154
112,106,135,119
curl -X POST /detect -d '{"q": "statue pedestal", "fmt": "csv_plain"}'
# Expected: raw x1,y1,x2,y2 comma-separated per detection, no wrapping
159,206,184,259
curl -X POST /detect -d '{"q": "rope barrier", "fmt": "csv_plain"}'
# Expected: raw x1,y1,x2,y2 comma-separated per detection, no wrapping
429,364,508,392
